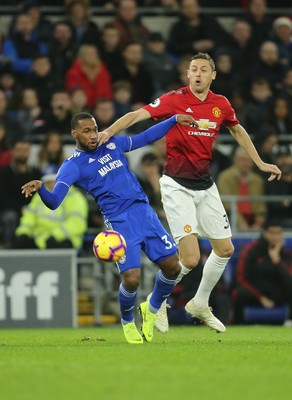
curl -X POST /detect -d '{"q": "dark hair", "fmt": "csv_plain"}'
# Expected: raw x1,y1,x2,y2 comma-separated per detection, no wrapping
262,219,284,230
71,112,94,130
191,53,216,71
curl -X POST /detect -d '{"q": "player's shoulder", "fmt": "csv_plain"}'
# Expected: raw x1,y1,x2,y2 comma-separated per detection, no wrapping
164,86,189,97
209,91,232,106
66,149,83,162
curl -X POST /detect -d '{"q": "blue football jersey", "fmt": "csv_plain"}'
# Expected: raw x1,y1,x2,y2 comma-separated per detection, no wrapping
38,116,177,218
56,136,148,219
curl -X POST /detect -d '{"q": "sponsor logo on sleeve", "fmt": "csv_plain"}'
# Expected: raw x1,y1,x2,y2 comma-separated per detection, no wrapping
149,98,160,108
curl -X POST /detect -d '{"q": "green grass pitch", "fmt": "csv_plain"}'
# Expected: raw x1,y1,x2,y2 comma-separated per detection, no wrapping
1,326,292,400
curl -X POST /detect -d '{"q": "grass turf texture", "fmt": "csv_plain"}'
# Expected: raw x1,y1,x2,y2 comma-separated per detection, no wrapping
1,326,292,400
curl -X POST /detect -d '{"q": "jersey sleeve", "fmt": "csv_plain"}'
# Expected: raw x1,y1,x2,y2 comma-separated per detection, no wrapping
116,116,177,152
143,92,176,120
37,160,80,210
222,98,239,127
56,160,80,188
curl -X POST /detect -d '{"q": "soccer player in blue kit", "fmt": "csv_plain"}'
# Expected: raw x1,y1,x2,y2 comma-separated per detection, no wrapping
21,112,196,344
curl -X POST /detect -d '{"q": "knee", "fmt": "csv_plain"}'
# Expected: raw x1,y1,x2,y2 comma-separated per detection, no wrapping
180,254,200,270
158,254,181,278
165,260,181,278
123,274,140,291
216,243,234,259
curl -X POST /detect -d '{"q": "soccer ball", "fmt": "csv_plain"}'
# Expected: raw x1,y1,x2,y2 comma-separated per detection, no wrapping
92,230,127,262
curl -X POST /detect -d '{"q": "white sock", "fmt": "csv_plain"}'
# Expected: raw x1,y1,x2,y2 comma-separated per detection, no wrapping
193,250,230,308
175,260,192,285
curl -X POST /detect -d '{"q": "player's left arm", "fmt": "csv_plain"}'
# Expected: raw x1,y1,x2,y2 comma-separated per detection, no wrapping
227,123,282,181
21,180,69,210
124,114,197,152
21,162,79,209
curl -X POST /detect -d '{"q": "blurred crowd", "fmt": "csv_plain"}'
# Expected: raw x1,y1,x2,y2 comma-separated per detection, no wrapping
0,0,292,325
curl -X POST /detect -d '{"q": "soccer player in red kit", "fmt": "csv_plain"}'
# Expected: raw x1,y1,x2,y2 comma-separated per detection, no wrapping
98,52,282,333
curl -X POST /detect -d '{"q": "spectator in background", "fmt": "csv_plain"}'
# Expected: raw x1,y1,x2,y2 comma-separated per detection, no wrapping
48,21,78,80
65,0,100,46
0,124,12,170
42,90,72,135
211,51,240,99
243,78,273,134
98,23,123,77
92,98,115,131
0,89,25,145
265,147,292,229
171,54,193,88
38,131,65,175
65,44,113,109
263,96,292,139
112,41,154,105
217,147,266,231
0,72,22,112
159,0,179,10
111,0,150,48
137,152,163,210
210,143,232,182
17,87,45,136
271,16,292,67
229,91,248,128
223,19,258,81
112,80,132,120
253,126,278,173
232,221,292,324
2,13,47,76
25,55,61,110
143,32,177,95
280,68,292,103
24,1,53,44
0,139,41,248
167,0,228,57
69,86,89,114
14,173,88,249
248,41,287,92
243,0,272,46
137,151,169,228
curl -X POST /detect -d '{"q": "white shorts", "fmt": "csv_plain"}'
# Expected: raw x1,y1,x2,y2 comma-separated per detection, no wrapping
160,175,232,244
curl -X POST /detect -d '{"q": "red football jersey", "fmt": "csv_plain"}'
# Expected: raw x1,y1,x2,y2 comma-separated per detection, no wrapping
143,87,239,183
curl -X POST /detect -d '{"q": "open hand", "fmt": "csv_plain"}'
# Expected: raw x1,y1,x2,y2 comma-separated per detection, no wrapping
21,180,43,198
97,130,111,146
258,163,282,181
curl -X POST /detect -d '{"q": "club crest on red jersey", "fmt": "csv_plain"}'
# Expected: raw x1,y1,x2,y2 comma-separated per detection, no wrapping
212,107,221,118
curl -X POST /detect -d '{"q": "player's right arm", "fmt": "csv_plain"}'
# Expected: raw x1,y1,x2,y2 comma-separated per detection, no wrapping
98,108,151,145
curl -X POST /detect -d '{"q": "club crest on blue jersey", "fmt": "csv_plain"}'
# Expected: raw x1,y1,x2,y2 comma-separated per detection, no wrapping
106,142,116,150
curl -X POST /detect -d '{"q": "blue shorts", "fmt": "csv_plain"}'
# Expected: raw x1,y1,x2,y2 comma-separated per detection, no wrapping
105,202,177,273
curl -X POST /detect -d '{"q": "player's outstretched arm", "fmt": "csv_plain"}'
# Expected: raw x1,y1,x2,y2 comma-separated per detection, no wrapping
228,124,282,181
21,180,69,210
97,108,151,145
129,114,197,151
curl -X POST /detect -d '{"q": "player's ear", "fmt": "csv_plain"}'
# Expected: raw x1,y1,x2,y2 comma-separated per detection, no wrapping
212,70,217,80
71,129,77,139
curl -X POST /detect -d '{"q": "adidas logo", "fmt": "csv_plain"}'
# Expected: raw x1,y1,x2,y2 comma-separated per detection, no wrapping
186,107,193,113
88,158,96,163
